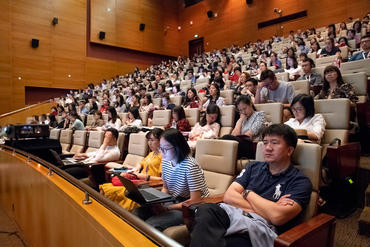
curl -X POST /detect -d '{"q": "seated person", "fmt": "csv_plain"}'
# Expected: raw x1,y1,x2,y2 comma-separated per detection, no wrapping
134,128,209,231
298,58,322,93
190,124,312,247
99,99,110,114
165,106,191,132
127,94,141,111
139,94,154,113
315,65,358,103
349,34,370,61
200,83,225,111
69,111,84,130
100,128,163,211
183,88,200,109
123,107,142,128
87,110,105,130
235,72,251,96
65,128,121,179
103,106,122,130
320,38,341,57
114,94,127,113
240,78,258,103
188,104,221,149
285,94,326,144
222,95,266,159
269,52,282,70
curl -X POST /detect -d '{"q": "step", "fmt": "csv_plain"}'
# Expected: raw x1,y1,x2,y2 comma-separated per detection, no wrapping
366,184,370,207
358,206,370,237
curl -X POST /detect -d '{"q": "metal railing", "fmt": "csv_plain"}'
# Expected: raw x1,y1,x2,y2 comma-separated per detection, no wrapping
0,144,182,247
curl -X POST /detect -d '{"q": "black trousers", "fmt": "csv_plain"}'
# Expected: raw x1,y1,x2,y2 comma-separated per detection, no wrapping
190,203,252,247
221,135,254,159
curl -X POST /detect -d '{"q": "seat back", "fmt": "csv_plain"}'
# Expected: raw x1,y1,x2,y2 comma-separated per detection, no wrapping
312,66,325,79
314,99,350,145
194,83,208,92
290,80,310,95
219,105,236,137
342,72,367,103
59,129,73,153
195,139,238,195
180,80,192,92
315,55,336,67
124,132,149,169
139,111,148,126
86,131,104,153
170,95,183,106
118,113,128,124
117,132,127,160
49,128,61,140
255,103,283,124
102,114,108,123
152,109,171,127
275,72,289,82
220,90,234,105
69,130,87,154
341,59,370,76
196,77,209,85
184,108,200,127
86,114,94,127
255,142,322,221
152,98,162,107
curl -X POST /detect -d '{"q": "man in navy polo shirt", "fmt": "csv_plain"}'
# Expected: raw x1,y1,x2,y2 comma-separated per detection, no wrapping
190,124,312,247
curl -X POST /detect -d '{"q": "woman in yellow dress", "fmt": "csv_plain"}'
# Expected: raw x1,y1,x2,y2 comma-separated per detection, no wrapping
100,128,163,211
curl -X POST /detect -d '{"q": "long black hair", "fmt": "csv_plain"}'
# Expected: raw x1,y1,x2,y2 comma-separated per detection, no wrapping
200,104,221,127
161,128,190,163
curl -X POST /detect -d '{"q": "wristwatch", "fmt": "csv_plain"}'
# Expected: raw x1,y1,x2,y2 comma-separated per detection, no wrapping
243,189,252,200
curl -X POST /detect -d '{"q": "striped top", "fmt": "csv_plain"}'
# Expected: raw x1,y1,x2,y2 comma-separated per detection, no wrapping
162,156,209,199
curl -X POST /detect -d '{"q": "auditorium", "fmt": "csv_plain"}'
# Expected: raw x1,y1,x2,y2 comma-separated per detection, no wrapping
0,0,370,246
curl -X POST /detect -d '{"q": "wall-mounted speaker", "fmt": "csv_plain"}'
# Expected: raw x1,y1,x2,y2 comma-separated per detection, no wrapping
31,39,39,48
99,31,105,40
246,0,253,4
139,23,145,31
52,17,58,25
207,10,213,18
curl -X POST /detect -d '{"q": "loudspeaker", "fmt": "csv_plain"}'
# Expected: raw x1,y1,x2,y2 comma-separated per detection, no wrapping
246,0,253,4
139,23,145,31
52,17,58,25
99,31,105,40
31,39,39,48
207,10,213,18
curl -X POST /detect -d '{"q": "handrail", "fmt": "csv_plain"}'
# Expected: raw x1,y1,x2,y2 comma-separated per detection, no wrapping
0,144,182,247
0,99,54,118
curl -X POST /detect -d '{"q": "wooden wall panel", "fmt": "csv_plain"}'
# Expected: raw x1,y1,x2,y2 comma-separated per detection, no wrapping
91,0,181,56
178,0,370,56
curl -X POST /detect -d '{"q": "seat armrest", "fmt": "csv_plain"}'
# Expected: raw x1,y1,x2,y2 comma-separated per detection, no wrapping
182,194,224,230
274,213,336,247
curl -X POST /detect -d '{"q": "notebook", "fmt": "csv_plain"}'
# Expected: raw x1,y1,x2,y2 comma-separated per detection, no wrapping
117,175,173,205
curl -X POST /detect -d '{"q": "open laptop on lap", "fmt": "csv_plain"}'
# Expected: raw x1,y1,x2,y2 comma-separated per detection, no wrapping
49,149,84,167
117,175,173,205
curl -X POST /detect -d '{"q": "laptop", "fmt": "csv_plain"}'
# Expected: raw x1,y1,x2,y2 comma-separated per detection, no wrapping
49,149,84,167
117,175,173,205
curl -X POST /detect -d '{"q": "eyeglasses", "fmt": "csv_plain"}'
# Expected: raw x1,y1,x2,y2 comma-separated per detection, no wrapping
160,146,174,153
291,107,304,113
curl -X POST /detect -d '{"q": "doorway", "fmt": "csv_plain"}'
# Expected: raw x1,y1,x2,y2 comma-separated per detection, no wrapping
188,37,204,59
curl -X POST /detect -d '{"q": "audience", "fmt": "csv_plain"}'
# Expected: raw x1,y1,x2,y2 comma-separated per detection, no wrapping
124,107,142,128
183,88,200,108
201,83,225,111
103,106,122,130
69,111,84,130
165,106,191,132
298,58,322,89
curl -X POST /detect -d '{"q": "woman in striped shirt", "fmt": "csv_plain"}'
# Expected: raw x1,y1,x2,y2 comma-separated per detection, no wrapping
134,128,209,232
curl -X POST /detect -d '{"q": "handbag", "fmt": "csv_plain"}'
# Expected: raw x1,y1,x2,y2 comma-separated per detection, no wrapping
111,173,142,186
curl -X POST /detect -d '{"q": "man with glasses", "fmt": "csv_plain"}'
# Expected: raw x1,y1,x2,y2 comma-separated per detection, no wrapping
298,58,322,89
350,34,370,61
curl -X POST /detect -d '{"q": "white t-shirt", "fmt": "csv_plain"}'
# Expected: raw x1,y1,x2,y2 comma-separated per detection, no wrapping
284,114,326,143
84,145,120,163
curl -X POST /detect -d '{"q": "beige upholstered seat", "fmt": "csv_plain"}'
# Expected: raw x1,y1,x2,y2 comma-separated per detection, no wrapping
315,55,336,67
219,105,236,137
68,130,87,154
180,80,192,92
341,59,370,76
152,109,171,128
49,128,61,140
220,90,234,105
342,72,367,103
79,114,86,125
170,95,183,106
152,98,162,107
255,103,283,124
184,108,200,127
139,111,148,126
116,132,127,160
85,131,105,153
106,132,148,169
314,98,350,146
59,129,73,154
275,72,289,81
290,80,310,95
307,52,317,61
194,82,208,92
102,114,108,123
255,142,322,221
163,139,238,244
196,77,209,85
312,66,325,79
118,113,128,124
86,114,94,127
